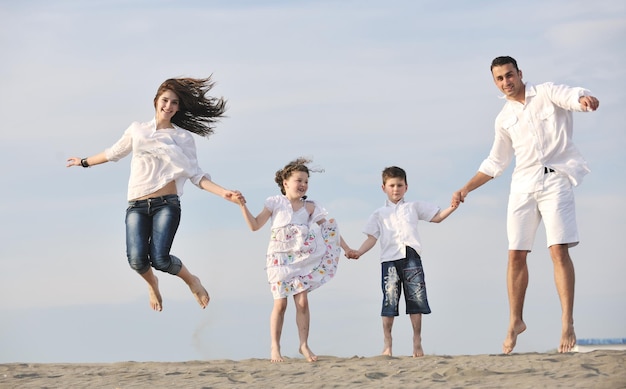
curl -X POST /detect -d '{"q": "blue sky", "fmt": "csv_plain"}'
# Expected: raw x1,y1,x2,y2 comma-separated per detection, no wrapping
1,0,624,363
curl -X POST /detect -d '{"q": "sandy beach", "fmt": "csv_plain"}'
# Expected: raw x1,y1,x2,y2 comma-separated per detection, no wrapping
1,350,624,389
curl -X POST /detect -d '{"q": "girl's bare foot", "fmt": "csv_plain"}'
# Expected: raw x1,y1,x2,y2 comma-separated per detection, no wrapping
503,320,527,354
299,345,318,362
270,346,284,363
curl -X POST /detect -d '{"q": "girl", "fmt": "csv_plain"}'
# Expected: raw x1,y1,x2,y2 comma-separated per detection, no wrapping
238,158,352,363
67,77,241,312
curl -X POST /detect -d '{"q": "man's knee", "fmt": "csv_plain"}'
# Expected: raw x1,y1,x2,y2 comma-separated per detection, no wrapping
549,244,572,264
508,250,528,262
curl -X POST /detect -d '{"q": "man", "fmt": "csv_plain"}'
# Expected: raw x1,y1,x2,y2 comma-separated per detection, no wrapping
452,56,599,354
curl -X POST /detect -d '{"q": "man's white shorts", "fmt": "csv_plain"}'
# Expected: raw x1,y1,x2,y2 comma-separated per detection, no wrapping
507,172,579,251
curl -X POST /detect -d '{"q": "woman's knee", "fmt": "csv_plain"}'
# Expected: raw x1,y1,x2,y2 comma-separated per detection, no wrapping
151,254,183,275
128,256,150,274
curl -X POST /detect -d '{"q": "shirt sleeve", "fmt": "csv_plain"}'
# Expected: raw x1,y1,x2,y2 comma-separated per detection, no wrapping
309,201,328,224
104,123,135,162
478,115,515,178
177,131,211,187
264,196,278,212
362,211,380,239
543,82,591,112
413,201,440,222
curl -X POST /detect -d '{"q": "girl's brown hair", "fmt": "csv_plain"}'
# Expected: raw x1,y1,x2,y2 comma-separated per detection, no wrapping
274,158,324,195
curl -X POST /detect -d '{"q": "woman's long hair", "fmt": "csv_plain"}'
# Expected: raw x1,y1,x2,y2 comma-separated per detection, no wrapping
154,77,226,137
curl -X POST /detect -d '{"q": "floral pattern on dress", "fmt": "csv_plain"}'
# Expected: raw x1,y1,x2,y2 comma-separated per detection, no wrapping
265,214,341,299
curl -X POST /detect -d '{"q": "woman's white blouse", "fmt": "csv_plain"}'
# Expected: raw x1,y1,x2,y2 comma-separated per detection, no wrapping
105,119,210,200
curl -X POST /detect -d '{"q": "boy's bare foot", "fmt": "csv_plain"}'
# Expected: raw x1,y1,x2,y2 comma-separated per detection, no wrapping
382,336,393,356
299,345,318,362
188,276,210,309
147,277,163,312
413,336,424,357
558,324,576,353
502,320,527,354
270,346,284,363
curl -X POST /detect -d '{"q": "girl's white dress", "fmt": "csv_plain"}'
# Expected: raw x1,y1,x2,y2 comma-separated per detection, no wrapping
264,195,341,299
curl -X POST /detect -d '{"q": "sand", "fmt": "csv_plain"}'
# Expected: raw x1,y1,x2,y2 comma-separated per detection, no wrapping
1,351,624,389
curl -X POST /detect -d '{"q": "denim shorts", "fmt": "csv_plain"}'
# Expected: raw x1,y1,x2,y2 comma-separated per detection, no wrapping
125,194,183,275
380,246,431,316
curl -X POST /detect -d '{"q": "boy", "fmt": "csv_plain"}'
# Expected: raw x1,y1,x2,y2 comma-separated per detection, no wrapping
348,166,457,357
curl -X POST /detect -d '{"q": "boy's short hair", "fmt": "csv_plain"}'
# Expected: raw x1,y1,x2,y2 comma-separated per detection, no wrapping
382,166,407,184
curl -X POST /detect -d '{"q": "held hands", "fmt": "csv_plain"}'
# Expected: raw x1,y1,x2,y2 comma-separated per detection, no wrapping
451,189,466,208
579,95,599,112
225,190,246,205
233,191,247,206
345,249,361,260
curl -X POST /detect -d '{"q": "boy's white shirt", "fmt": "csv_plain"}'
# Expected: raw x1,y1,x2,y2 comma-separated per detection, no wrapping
362,197,439,262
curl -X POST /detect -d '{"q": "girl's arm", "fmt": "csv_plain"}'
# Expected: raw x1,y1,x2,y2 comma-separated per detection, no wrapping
240,203,272,231
66,151,109,168
198,177,241,204
340,236,351,253
430,205,457,223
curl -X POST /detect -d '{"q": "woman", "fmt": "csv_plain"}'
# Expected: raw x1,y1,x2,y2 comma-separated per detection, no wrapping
67,77,241,312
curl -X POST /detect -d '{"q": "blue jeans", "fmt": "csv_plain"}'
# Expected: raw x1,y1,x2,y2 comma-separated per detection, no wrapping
125,194,183,275
380,246,431,316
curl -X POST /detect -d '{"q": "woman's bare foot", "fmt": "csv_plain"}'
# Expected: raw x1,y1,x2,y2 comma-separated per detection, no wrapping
148,286,163,311
176,265,210,309
188,275,210,309
502,320,527,354
142,272,162,311
270,346,284,363
299,345,318,362
558,323,576,353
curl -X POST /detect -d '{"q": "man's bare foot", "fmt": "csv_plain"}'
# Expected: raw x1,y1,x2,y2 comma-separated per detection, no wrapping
270,346,284,363
558,324,576,353
299,345,318,362
147,276,162,312
413,336,424,357
502,320,527,354
188,276,210,309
